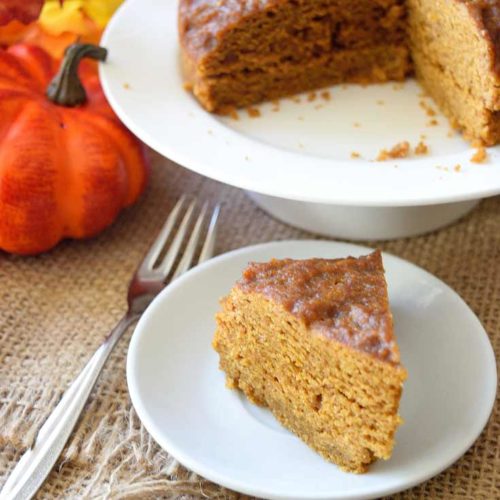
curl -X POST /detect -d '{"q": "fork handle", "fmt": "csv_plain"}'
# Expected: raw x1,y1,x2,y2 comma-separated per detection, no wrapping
0,313,138,500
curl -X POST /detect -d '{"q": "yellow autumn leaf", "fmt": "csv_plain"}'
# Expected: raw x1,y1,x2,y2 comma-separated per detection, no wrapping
80,0,123,27
39,1,85,35
39,0,123,35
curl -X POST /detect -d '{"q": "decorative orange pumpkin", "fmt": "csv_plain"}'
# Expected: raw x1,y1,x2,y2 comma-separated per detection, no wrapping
0,43,148,255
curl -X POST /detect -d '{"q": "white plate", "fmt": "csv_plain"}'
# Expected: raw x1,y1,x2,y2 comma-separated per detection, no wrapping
127,240,497,500
100,0,500,207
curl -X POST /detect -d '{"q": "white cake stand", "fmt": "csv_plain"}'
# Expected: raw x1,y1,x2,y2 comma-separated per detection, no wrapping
99,0,500,240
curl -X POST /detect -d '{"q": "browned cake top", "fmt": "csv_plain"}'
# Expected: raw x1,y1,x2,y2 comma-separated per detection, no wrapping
237,251,401,364
179,0,271,58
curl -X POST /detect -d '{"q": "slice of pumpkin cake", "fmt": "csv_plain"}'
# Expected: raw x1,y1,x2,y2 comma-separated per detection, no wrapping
213,250,407,473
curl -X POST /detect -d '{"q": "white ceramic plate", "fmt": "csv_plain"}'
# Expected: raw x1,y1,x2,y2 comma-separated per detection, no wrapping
100,0,500,207
127,240,497,500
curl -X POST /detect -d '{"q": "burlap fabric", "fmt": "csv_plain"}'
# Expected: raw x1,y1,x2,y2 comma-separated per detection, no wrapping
0,151,498,499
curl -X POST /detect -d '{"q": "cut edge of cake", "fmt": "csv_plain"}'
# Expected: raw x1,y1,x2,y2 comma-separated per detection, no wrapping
407,0,500,146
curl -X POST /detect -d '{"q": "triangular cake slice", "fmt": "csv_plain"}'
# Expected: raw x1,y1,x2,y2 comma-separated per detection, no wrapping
213,250,407,473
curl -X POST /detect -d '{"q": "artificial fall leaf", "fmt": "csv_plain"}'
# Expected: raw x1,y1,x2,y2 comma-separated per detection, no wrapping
0,0,122,58
39,0,92,36
0,20,101,58
39,0,122,34
0,0,44,26
0,19,31,45
78,0,123,28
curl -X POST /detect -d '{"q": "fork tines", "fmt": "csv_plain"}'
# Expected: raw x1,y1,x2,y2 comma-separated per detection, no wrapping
139,197,220,281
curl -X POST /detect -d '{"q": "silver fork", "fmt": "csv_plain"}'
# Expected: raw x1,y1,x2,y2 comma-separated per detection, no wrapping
0,197,221,500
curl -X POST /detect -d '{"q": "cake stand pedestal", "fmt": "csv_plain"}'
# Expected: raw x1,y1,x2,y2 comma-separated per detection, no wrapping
247,192,480,240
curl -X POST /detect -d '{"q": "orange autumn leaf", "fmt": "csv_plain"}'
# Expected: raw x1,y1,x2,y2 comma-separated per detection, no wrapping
0,19,31,46
0,18,100,58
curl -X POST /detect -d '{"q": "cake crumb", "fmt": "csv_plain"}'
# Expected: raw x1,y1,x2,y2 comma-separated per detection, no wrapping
470,147,488,163
123,82,131,90
245,155,250,161
219,105,240,120
377,141,410,161
353,122,361,128
247,106,261,118
414,141,429,155
351,152,361,159
454,164,462,172
420,134,427,140
314,104,324,110
376,100,385,106
320,90,331,101
419,100,437,117
298,142,304,149
298,116,304,121
427,119,439,126
291,96,302,104
307,92,317,102
207,129,213,135
392,83,404,91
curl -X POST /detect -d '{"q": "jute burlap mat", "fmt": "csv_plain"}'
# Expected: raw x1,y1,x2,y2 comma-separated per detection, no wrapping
0,151,498,499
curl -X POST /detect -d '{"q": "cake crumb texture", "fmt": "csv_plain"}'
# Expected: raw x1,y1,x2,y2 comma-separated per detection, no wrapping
407,0,500,146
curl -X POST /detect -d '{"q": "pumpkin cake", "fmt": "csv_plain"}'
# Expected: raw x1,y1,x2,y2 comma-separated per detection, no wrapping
213,251,407,473
179,0,500,146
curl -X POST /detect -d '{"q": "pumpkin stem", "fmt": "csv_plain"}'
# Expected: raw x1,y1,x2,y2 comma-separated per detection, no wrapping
46,43,108,107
